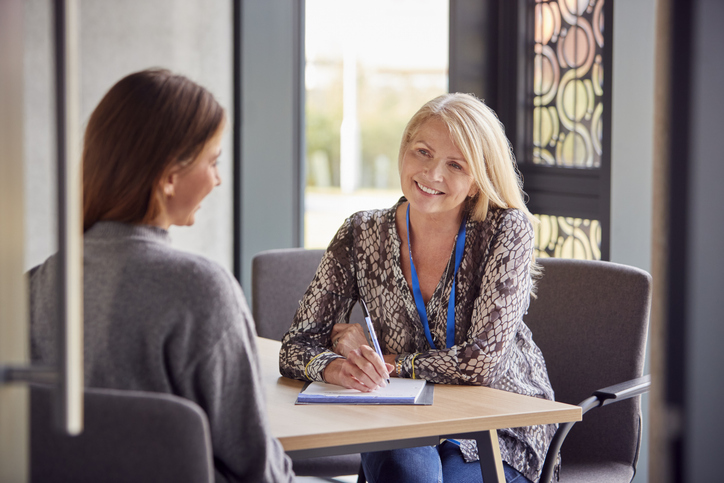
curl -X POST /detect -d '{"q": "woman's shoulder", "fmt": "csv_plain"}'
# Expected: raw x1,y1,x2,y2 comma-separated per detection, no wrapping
498,207,533,230
148,247,239,303
161,248,230,281
347,198,402,227
91,222,231,280
28,254,59,299
117,245,248,340
330,198,402,243
473,207,533,234
464,208,534,256
324,199,403,264
83,223,241,308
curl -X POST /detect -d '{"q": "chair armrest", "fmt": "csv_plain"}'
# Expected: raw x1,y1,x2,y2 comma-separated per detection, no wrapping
593,374,651,408
539,374,651,483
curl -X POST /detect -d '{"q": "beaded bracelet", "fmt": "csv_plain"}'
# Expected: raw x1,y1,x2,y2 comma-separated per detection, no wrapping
395,356,404,377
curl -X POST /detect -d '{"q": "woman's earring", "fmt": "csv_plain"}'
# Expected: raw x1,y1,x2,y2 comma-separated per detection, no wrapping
164,185,174,197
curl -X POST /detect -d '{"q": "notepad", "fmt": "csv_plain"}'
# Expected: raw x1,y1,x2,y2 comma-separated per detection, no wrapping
296,379,432,405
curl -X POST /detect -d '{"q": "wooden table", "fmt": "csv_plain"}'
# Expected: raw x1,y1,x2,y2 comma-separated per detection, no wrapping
258,337,581,482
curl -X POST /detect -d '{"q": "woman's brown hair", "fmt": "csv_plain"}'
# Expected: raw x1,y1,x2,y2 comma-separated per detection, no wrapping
82,68,225,231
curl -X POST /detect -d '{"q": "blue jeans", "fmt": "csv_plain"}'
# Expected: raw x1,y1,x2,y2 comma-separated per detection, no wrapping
361,441,532,483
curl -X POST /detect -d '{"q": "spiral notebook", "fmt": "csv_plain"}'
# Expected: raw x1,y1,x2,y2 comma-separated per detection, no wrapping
296,378,433,405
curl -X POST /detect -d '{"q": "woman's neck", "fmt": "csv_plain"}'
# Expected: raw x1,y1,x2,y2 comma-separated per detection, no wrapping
406,202,465,242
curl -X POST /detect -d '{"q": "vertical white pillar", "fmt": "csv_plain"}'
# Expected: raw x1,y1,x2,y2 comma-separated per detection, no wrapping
56,0,84,435
339,3,360,194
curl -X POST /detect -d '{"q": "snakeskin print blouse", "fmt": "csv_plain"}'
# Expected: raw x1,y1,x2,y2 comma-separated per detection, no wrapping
279,198,556,482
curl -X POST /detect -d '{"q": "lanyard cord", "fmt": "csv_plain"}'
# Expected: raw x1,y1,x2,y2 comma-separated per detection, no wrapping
406,204,467,350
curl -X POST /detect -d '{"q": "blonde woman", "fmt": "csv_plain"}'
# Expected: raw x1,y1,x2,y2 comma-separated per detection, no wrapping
280,93,555,482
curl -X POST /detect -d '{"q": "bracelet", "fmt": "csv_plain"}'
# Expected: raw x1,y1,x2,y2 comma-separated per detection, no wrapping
395,356,404,377
411,353,420,379
304,352,327,381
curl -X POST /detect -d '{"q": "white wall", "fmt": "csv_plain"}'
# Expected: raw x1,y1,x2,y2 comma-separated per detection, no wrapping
23,0,233,272
610,1,657,481
610,0,656,274
1,0,30,478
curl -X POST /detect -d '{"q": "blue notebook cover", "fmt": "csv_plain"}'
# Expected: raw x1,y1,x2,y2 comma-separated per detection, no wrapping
296,379,433,405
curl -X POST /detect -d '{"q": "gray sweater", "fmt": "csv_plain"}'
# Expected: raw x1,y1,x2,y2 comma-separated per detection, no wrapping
30,221,294,483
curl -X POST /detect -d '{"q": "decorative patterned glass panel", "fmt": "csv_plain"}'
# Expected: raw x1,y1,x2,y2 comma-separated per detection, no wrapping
533,0,605,168
534,214,602,260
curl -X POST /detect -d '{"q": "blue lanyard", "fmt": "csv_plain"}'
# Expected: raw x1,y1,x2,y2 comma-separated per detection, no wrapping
406,204,467,350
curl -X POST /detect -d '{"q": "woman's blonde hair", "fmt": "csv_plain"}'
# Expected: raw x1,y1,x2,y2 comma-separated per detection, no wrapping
398,93,536,227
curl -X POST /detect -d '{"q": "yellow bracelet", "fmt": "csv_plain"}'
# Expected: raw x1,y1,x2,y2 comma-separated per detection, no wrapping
304,352,328,381
411,353,420,379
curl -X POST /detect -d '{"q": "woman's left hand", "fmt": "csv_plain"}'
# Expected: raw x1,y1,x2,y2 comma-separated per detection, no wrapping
330,323,368,358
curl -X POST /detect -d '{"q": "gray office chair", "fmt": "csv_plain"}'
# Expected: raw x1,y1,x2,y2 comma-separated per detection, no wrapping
526,258,652,483
252,248,326,340
31,385,214,483
252,248,364,479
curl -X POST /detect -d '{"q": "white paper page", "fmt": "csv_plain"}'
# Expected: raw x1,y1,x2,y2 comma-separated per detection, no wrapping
302,378,426,399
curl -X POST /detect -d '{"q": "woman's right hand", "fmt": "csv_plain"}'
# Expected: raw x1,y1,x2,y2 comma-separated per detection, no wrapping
323,346,393,392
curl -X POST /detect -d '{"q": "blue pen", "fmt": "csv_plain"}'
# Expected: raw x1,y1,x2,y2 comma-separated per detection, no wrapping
360,299,390,384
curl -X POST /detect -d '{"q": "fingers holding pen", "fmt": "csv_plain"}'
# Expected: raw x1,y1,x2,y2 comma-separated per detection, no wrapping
323,348,393,392
348,346,392,387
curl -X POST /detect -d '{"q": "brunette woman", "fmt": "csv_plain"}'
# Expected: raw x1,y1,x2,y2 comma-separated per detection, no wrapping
30,69,293,483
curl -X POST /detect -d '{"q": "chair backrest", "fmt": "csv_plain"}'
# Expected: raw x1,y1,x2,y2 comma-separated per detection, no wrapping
31,385,214,483
252,248,365,341
252,249,365,478
524,258,652,468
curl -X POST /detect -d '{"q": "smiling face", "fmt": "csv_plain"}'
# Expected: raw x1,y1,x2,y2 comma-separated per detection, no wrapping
399,118,478,222
153,121,225,229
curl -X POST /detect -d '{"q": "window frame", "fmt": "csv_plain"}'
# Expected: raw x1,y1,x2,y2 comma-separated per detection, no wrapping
452,0,614,260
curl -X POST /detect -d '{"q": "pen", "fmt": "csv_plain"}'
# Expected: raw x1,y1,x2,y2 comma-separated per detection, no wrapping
360,299,390,384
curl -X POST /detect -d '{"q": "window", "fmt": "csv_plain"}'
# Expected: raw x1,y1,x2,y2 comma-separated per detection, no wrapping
518,0,612,260
304,0,449,248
